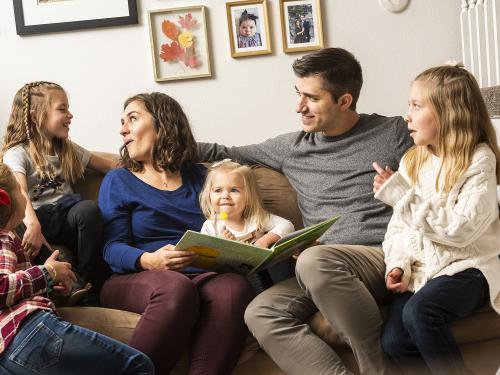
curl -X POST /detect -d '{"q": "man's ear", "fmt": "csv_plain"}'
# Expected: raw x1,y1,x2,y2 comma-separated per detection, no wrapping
338,94,353,110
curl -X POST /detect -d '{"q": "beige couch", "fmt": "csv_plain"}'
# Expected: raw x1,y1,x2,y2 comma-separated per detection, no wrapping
57,161,500,375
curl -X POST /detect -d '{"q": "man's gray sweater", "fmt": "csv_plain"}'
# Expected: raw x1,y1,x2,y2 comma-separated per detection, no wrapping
199,114,413,246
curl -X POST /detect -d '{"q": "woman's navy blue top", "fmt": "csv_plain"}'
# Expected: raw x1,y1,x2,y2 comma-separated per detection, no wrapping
98,165,206,273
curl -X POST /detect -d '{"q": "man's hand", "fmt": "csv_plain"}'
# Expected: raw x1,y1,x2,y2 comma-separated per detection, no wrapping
386,267,409,293
372,162,394,194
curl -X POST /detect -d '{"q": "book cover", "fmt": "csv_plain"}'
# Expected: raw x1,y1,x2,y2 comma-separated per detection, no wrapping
175,215,340,275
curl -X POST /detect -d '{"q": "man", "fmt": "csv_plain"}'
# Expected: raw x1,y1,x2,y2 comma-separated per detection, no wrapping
198,48,412,374
301,14,311,42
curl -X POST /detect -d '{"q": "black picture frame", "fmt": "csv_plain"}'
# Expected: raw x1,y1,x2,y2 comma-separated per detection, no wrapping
13,0,138,36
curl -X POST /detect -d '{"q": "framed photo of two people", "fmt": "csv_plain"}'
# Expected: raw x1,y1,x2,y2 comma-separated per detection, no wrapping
279,0,323,53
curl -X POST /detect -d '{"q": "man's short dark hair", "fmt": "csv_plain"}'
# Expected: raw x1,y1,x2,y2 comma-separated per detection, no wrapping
292,48,363,110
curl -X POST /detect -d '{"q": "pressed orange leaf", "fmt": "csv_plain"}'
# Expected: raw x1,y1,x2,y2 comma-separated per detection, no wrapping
162,20,180,40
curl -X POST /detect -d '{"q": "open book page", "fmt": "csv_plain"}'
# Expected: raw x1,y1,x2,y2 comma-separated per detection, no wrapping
175,231,271,274
250,215,340,274
175,215,340,275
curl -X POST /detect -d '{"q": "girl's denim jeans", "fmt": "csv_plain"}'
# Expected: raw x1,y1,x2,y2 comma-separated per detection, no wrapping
0,310,154,375
382,268,489,375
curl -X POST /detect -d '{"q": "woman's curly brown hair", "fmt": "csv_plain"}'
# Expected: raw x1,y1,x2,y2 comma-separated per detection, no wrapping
120,92,198,173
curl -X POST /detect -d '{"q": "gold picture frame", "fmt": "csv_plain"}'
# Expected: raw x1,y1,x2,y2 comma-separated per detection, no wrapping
148,6,211,82
279,0,324,53
226,0,272,58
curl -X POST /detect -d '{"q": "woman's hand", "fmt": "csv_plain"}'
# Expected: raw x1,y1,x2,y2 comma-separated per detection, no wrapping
372,162,394,194
44,250,77,295
139,244,198,271
386,267,408,293
22,221,47,258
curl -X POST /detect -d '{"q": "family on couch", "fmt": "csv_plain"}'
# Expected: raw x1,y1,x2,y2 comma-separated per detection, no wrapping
0,47,499,375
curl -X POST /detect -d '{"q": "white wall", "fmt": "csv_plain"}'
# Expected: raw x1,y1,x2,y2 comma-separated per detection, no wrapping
0,0,461,152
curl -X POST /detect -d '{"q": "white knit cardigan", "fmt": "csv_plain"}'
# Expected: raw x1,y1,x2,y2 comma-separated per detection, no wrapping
375,143,500,314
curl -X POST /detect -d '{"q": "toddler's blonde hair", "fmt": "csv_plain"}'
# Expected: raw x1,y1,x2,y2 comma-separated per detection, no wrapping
199,160,269,231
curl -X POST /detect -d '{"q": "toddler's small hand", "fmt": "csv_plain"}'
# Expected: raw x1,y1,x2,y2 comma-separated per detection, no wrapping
221,226,236,240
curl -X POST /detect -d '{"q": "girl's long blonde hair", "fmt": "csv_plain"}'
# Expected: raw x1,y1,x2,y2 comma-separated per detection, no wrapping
199,160,269,231
2,81,84,183
404,64,500,192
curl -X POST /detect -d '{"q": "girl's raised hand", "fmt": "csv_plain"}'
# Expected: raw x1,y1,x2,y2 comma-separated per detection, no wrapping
372,162,395,194
139,244,198,271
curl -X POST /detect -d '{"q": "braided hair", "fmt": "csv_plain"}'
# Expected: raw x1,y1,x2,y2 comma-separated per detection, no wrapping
2,81,84,183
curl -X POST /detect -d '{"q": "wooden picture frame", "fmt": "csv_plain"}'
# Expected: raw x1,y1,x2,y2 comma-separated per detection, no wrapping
226,0,272,58
279,0,323,53
148,5,212,82
13,0,138,36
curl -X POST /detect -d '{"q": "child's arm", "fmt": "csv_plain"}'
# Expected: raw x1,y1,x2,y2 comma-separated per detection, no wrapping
254,232,281,248
0,234,54,308
254,214,295,248
87,153,118,175
13,172,48,257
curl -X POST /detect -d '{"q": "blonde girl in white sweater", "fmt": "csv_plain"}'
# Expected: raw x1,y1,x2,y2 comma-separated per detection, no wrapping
373,64,500,375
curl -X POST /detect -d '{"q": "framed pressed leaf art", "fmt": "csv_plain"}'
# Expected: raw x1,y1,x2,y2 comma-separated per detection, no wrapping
148,6,212,82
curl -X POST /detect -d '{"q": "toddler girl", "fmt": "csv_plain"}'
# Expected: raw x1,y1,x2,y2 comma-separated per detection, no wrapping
199,159,294,248
237,9,262,48
0,163,153,374
373,64,500,374
2,81,115,304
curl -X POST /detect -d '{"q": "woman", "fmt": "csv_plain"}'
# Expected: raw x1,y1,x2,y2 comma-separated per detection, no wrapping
293,18,305,44
98,92,254,375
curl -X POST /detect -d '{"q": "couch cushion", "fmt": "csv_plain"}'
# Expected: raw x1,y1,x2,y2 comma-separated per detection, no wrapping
308,305,500,348
252,165,303,231
59,306,260,370
58,306,139,344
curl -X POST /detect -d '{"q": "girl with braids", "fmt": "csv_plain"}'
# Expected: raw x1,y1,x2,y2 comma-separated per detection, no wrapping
373,64,500,374
2,81,115,305
98,92,253,375
237,9,262,48
0,163,154,375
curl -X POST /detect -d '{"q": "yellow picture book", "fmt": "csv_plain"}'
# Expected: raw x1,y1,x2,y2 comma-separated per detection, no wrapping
175,215,340,275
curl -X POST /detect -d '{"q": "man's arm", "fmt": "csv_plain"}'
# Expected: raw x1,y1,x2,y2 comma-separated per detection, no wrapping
197,133,296,171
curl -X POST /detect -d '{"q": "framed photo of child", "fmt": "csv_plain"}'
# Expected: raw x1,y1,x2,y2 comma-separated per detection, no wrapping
226,0,272,58
279,0,324,53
